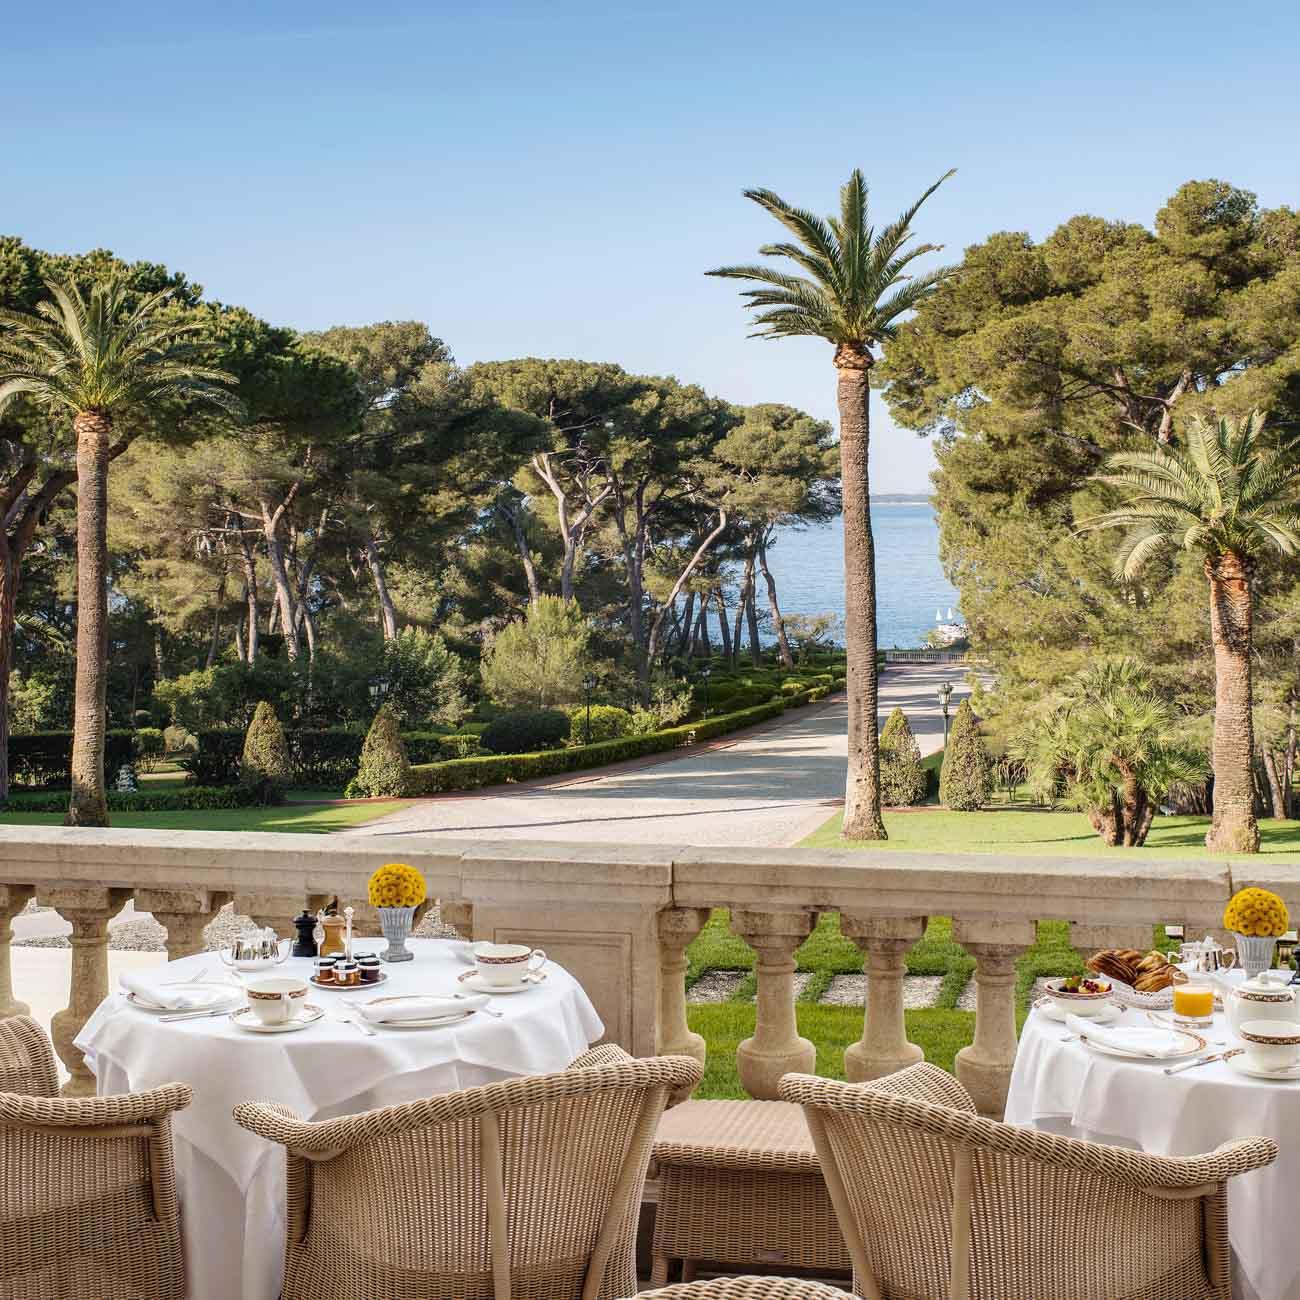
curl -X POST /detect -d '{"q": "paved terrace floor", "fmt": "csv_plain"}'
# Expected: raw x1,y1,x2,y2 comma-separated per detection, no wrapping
354,663,975,849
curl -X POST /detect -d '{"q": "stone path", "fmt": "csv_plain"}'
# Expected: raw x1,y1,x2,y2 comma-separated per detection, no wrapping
354,663,976,848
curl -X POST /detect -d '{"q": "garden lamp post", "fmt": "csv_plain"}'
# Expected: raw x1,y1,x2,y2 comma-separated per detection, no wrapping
700,665,712,717
938,680,954,746
582,674,597,745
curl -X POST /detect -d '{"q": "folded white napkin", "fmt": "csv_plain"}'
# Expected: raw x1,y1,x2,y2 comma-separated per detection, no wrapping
1065,1013,1191,1059
357,994,489,1024
120,971,225,1011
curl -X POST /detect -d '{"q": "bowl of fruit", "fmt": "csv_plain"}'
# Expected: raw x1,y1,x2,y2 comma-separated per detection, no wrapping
1044,974,1115,1018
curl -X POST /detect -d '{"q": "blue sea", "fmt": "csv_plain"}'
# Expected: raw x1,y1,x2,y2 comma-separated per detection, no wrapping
762,504,959,649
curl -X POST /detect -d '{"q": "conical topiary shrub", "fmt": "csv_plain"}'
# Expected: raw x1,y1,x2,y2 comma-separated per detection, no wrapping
939,698,991,811
879,707,926,806
240,701,291,803
349,704,411,798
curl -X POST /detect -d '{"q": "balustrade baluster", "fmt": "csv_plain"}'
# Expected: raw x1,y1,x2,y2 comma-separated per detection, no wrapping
731,908,816,1099
0,885,34,1018
953,918,1035,1118
841,913,925,1081
657,907,710,1067
136,888,232,960
37,886,131,1096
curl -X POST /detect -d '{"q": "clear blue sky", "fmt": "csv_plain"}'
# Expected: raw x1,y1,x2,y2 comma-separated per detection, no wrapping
4,0,1297,489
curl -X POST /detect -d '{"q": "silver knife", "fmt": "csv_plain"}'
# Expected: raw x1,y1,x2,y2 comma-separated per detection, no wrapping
160,1006,233,1023
1164,1048,1243,1075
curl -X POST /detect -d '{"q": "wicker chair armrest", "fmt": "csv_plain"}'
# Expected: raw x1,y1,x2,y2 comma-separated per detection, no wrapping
236,1055,703,1153
0,1016,59,1097
0,1082,192,1129
780,1073,1278,1190
637,1280,850,1298
569,1044,634,1070
848,1061,978,1111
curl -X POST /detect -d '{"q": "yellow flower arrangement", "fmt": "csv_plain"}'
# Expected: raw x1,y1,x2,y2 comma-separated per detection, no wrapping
1223,887,1289,939
368,862,426,911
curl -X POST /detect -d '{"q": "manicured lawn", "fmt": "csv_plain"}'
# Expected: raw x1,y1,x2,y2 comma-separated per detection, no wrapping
0,800,402,833
689,1003,977,1098
801,808,1300,858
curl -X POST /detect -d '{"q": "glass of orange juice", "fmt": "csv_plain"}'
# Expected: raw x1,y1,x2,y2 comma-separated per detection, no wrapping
1172,982,1215,1026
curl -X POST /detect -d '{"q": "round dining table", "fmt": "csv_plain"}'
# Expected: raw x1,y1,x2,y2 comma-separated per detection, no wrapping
1006,1002,1298,1300
75,938,604,1300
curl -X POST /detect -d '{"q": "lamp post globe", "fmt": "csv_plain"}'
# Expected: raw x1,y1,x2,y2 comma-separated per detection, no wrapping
938,681,954,747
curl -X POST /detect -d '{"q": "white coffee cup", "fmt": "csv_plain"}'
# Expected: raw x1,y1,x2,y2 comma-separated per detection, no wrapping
245,975,309,1025
1239,1019,1300,1072
474,943,547,988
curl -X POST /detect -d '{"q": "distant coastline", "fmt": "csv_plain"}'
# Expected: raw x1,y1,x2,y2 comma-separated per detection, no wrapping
872,492,931,505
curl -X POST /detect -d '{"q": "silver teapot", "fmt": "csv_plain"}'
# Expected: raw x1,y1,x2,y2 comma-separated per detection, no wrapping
218,927,290,972
1181,935,1237,975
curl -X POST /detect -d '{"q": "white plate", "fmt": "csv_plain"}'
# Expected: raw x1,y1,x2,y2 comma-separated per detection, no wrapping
1035,998,1123,1026
127,985,243,1014
230,1004,325,1034
457,970,543,995
1226,1052,1300,1082
1077,1026,1207,1063
356,995,477,1029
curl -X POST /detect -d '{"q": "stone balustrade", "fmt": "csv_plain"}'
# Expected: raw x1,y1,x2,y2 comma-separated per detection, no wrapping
1,826,1288,1114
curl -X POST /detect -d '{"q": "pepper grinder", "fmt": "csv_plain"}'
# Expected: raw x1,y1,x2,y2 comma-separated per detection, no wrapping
292,909,319,958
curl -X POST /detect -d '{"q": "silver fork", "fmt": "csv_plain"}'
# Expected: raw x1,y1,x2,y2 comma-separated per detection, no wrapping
335,1009,376,1037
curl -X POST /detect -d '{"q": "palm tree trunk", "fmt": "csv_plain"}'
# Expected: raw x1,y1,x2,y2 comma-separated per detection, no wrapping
0,544,17,803
66,409,112,827
836,349,885,840
1205,552,1260,853
756,537,793,668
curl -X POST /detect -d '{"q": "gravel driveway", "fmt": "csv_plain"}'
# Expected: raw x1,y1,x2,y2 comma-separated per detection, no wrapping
353,664,975,849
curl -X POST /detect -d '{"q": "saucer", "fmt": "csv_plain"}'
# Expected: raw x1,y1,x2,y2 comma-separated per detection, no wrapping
457,969,545,995
1034,998,1122,1026
1226,1052,1300,1082
230,1004,324,1034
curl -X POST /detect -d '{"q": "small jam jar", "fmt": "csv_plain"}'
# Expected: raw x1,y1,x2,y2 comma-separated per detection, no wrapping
335,959,360,987
314,956,337,984
358,955,382,984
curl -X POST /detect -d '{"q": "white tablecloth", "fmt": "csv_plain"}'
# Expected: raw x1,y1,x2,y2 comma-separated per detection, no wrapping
75,938,604,1300
1006,1007,1293,1300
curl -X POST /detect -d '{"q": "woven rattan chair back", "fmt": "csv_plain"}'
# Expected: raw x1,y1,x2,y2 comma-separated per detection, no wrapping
235,1052,702,1300
0,1020,192,1300
0,1014,58,1096
636,1280,848,1298
781,1062,1276,1300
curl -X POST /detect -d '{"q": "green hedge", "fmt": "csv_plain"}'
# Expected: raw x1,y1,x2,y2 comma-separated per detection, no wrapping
3,784,262,813
8,730,135,789
408,698,788,795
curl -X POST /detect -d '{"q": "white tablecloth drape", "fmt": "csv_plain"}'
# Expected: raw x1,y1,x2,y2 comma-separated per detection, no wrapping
75,938,604,1300
1006,1007,1293,1300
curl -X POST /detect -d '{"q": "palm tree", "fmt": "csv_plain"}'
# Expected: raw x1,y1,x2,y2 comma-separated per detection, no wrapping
1077,410,1300,854
708,168,955,839
0,278,237,825
1015,658,1204,846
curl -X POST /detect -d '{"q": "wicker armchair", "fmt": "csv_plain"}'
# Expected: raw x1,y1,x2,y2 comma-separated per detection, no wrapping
780,1062,1277,1300
0,1017,192,1300
636,1281,848,1298
234,1052,703,1300
0,1014,58,1096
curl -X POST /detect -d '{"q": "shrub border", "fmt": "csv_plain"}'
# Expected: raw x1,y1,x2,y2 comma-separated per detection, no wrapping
2,784,264,813
407,685,841,795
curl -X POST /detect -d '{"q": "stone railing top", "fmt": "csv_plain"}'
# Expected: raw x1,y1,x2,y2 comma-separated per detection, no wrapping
1,827,1294,929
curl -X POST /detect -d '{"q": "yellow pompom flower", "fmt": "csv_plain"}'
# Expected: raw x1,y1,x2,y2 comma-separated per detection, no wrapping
368,862,426,910
1224,887,1289,939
